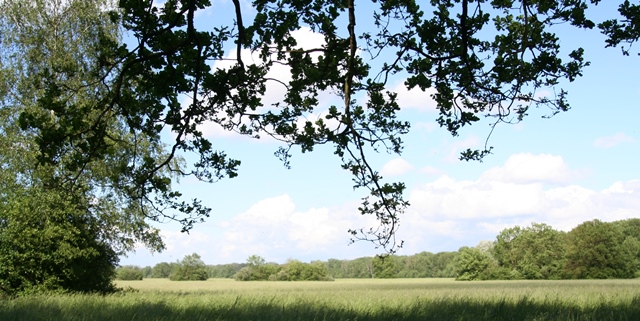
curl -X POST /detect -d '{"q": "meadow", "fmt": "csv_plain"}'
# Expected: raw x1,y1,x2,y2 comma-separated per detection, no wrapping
1,278,639,321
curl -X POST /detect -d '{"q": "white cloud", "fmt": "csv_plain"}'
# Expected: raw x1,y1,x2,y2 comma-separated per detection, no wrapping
121,154,639,266
420,166,444,176
408,155,640,237
481,153,580,184
390,82,438,112
593,133,635,148
442,136,481,163
380,158,413,177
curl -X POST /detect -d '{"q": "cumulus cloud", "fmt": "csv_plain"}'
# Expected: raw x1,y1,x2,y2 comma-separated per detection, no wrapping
390,82,438,112
380,158,414,177
420,166,444,176
593,133,635,148
408,155,640,237
121,154,639,266
481,153,581,184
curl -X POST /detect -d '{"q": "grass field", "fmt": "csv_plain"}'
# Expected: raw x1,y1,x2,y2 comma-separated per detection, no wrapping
1,278,640,320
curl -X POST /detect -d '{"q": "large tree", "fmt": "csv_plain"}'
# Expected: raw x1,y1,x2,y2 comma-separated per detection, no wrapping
493,223,566,279
2,0,638,292
564,220,636,279
0,0,165,294
23,0,611,252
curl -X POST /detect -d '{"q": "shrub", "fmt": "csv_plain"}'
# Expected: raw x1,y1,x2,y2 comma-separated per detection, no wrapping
116,266,143,280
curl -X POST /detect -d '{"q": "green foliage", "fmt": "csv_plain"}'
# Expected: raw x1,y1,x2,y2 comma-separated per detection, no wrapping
456,220,639,281
150,262,176,278
206,263,247,278
564,220,636,279
280,260,333,281
0,0,162,295
0,188,118,295
7,0,616,257
234,256,333,281
142,266,153,279
456,247,497,281
170,254,208,281
373,255,397,279
1,0,639,295
493,223,566,279
234,255,282,281
116,266,144,281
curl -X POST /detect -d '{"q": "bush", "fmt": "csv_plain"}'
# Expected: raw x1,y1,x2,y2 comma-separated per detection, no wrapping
116,266,143,280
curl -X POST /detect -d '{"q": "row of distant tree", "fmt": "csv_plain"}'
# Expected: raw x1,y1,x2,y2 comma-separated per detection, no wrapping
117,250,459,281
117,219,640,281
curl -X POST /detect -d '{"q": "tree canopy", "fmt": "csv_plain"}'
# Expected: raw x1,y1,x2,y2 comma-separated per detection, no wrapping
1,0,639,294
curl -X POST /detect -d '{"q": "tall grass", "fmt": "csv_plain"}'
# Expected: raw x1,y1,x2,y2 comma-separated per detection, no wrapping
1,278,639,320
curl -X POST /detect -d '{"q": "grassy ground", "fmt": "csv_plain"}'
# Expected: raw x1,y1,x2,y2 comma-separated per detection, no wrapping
1,278,639,320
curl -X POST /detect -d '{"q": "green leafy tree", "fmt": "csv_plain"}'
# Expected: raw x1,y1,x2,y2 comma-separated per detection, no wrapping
279,260,333,281
234,255,282,281
0,0,163,295
15,0,616,257
4,0,639,293
142,266,153,278
373,255,397,278
150,262,175,278
170,253,208,281
493,223,566,279
456,246,495,281
116,266,144,280
564,220,636,279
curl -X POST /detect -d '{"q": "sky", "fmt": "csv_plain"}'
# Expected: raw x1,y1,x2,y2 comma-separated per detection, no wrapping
120,1,640,267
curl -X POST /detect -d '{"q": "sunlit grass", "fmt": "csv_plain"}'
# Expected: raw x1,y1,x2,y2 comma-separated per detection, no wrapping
1,278,639,321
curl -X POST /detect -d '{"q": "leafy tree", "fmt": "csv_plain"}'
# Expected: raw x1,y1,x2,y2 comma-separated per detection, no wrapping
0,0,163,294
278,260,333,281
116,266,144,280
373,255,397,278
150,262,176,278
3,0,639,292
493,223,566,279
14,0,619,257
207,263,246,278
170,253,208,281
564,220,636,279
142,266,153,278
234,255,282,281
456,246,495,281
0,189,118,294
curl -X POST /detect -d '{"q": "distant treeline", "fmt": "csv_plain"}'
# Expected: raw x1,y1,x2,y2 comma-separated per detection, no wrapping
117,218,640,281
457,218,640,280
118,251,458,280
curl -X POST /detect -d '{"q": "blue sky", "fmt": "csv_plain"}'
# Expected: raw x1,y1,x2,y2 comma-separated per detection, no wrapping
120,0,640,266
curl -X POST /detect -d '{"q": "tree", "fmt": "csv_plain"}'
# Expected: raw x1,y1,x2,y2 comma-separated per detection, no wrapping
150,262,176,278
456,246,496,281
493,223,566,279
373,255,397,278
3,0,638,292
12,0,617,258
234,255,282,281
564,220,636,279
116,266,144,280
170,253,208,281
0,0,163,295
278,260,333,281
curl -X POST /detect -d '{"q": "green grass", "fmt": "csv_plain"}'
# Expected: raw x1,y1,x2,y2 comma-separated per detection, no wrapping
2,278,640,320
